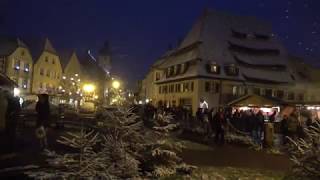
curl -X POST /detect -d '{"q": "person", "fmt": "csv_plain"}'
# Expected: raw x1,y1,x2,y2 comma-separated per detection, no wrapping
269,109,277,123
5,92,21,151
288,112,299,139
35,94,50,149
199,98,208,113
256,110,264,143
0,89,8,133
280,115,289,145
213,108,225,145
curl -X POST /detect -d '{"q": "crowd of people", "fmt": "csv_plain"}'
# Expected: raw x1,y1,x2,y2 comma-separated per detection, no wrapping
141,99,320,147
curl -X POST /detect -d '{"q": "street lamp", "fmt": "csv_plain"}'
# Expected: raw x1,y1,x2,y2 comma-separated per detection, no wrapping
112,80,120,89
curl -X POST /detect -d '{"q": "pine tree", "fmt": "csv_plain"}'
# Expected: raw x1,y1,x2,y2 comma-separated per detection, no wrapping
287,121,320,178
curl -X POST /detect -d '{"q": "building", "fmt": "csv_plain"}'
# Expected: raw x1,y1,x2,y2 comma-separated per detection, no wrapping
59,50,84,105
0,37,33,97
29,38,63,95
142,10,318,114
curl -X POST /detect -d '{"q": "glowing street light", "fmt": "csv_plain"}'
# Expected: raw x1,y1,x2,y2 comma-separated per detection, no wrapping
83,84,95,93
112,80,120,89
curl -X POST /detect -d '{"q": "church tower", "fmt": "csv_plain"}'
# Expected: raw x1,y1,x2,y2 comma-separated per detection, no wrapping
98,41,112,74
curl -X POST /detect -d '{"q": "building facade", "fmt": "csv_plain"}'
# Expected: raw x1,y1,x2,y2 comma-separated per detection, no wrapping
142,10,318,114
31,38,63,95
0,37,33,96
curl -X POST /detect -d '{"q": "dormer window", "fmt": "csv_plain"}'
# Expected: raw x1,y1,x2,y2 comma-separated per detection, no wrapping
207,62,220,74
224,64,239,76
155,72,161,81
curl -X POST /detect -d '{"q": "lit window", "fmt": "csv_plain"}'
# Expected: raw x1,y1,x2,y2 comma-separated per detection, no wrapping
24,63,30,72
14,59,20,70
207,63,220,74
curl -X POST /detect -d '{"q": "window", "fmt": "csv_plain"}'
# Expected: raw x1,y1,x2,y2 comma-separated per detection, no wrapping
45,56,49,62
22,79,28,89
183,82,189,92
205,81,211,92
276,90,284,99
231,30,247,39
288,92,295,100
159,86,162,94
176,64,181,75
57,74,60,79
176,84,181,93
265,89,273,97
40,68,44,75
21,50,25,56
163,86,168,94
39,82,43,89
46,69,50,77
207,63,220,74
52,58,55,64
155,72,160,81
14,59,20,70
24,63,30,72
255,34,269,40
232,86,238,96
169,84,174,93
180,63,186,74
225,64,238,76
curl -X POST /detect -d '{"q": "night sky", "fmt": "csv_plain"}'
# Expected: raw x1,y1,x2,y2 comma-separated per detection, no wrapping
0,0,319,88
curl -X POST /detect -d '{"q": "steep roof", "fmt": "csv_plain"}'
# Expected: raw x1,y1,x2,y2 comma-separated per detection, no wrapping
154,9,292,84
24,37,57,61
0,37,28,56
59,50,74,69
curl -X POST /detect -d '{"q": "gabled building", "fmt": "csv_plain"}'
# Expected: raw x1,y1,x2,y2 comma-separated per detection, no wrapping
59,50,83,105
29,38,63,95
0,37,33,96
143,10,307,114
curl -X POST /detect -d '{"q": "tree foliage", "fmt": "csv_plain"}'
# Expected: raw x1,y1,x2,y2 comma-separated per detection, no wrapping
26,107,194,179
287,121,320,179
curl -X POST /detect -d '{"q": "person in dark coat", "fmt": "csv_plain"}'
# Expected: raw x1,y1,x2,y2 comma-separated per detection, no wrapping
280,115,289,145
5,92,21,151
36,94,50,128
213,109,225,145
35,94,50,149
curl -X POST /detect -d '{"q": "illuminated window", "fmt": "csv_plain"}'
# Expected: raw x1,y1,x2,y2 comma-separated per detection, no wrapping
207,63,220,74
232,86,238,96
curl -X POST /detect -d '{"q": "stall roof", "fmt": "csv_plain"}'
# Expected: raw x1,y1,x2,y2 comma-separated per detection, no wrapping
228,94,284,107
0,73,17,88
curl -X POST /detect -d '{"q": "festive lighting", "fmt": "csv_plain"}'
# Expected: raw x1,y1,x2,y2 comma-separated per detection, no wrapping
83,84,95,93
75,73,78,77
70,77,74,81
112,80,120,89
94,95,98,99
62,76,66,80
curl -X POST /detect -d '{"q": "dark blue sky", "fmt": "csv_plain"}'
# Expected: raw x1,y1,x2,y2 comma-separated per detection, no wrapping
1,0,319,87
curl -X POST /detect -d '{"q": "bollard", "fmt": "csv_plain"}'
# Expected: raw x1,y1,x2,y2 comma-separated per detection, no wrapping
264,122,274,148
